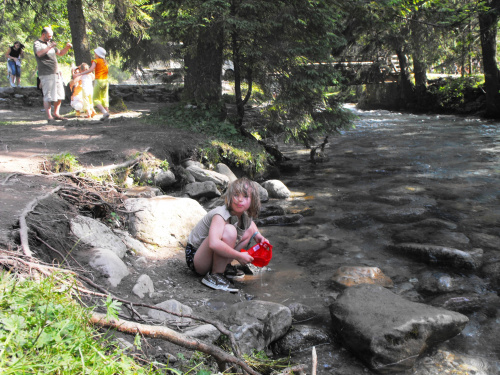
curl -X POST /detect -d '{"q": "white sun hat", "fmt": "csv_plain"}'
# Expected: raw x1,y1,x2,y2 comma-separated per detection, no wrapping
94,47,106,58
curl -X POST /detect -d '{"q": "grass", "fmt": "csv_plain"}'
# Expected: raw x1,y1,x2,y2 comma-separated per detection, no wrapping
0,271,294,374
0,271,159,374
50,152,81,173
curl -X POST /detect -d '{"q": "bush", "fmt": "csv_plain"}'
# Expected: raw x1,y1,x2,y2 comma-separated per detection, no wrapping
427,76,483,111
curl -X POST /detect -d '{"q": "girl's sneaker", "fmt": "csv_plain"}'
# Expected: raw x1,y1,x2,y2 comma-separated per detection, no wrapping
224,264,245,279
202,272,239,292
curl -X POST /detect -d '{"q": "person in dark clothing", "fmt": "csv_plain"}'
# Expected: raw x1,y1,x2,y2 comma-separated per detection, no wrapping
5,41,24,87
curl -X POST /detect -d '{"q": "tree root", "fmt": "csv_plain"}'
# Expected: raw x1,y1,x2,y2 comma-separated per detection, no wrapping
90,312,261,375
19,186,61,257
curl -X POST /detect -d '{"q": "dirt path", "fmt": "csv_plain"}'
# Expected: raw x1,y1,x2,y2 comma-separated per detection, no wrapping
0,102,253,365
0,102,203,247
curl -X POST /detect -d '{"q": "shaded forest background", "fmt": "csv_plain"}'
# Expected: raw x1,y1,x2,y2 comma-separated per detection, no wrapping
2,0,500,141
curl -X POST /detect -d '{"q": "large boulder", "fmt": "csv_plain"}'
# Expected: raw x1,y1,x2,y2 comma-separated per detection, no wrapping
70,215,128,258
125,196,206,247
256,183,269,203
261,180,291,199
329,284,468,374
113,229,154,257
154,170,176,190
186,165,229,187
184,181,221,199
215,163,238,182
221,301,292,354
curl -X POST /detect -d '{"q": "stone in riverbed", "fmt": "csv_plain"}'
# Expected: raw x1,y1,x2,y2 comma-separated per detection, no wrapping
329,284,468,374
331,266,394,289
387,243,483,270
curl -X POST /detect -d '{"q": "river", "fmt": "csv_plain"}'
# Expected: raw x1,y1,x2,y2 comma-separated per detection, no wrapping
241,105,500,374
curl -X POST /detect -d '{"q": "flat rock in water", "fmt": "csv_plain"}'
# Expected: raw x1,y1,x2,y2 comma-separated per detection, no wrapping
387,243,483,270
254,214,303,226
331,266,393,289
271,324,330,355
329,284,468,374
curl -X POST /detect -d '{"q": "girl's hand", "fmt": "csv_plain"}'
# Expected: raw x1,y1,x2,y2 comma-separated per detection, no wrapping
238,251,254,266
256,232,269,244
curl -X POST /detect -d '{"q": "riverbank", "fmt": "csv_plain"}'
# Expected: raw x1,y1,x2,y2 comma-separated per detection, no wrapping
2,101,500,374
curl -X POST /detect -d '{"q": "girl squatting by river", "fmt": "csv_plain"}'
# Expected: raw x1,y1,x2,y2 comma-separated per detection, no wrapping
185,178,269,292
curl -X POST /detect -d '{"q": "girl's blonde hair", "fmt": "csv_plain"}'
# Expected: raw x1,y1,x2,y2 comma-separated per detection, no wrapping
224,177,261,218
79,62,89,71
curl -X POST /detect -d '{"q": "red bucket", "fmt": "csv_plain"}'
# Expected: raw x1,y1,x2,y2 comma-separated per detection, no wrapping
242,241,273,267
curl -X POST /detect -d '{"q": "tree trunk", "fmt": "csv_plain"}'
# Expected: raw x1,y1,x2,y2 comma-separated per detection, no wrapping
478,0,500,118
183,24,224,109
410,16,427,97
395,46,415,105
67,0,91,65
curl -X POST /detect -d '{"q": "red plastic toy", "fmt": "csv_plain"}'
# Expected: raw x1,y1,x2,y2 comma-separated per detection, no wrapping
241,241,273,267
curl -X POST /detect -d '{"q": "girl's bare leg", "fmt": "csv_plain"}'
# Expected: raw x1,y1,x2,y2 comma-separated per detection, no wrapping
193,224,237,275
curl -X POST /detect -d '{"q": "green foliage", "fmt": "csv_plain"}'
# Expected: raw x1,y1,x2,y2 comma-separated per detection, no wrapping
427,76,482,110
150,104,268,176
50,153,80,173
0,271,157,374
201,139,268,176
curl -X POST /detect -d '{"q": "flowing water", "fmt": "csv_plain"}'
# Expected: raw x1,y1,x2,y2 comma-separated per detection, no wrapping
241,105,500,374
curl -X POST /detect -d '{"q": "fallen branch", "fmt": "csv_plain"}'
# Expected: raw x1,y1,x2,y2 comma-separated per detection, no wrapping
43,148,150,178
19,186,61,257
75,273,243,358
90,312,261,375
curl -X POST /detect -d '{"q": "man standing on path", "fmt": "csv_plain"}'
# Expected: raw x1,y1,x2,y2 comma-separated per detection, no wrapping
33,27,72,123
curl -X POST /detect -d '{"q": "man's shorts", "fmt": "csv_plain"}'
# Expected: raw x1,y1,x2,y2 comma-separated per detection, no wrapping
39,73,65,103
185,243,197,272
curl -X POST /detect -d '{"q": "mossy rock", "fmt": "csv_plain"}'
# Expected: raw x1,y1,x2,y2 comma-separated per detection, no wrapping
110,96,128,112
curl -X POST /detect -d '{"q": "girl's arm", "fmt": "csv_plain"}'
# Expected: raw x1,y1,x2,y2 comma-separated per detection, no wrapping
76,61,96,77
5,47,12,59
248,222,269,244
